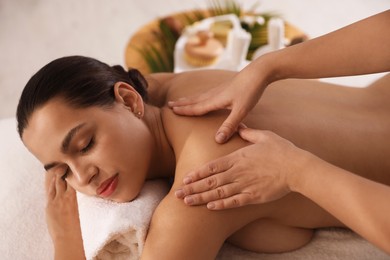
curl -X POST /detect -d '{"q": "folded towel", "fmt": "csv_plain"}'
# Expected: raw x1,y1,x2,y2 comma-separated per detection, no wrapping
77,180,170,260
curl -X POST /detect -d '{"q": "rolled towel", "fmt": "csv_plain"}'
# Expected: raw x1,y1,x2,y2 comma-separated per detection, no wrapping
77,180,170,260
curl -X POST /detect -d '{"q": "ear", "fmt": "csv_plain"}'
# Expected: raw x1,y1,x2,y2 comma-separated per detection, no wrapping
113,82,144,118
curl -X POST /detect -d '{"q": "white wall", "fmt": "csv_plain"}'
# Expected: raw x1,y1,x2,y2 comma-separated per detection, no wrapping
0,0,389,119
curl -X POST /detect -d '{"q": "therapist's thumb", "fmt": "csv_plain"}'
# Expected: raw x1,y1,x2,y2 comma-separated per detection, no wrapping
215,109,245,143
239,127,269,144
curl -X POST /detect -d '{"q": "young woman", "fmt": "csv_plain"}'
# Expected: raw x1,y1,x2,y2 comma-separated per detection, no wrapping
17,56,390,259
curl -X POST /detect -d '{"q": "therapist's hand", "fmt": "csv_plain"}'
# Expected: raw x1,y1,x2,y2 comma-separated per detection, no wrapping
168,71,269,144
175,127,312,210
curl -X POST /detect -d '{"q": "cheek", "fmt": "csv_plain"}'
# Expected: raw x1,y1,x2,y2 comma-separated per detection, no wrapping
111,124,154,201
112,120,153,163
115,129,153,174
115,180,143,203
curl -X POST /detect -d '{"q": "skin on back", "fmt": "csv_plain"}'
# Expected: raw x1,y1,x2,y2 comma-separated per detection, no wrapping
160,70,390,183
141,70,390,258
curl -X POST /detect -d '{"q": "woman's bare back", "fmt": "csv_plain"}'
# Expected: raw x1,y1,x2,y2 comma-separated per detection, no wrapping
165,70,390,184
142,71,390,258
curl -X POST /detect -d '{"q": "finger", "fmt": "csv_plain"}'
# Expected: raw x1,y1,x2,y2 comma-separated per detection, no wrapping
176,168,234,199
171,95,228,116
171,103,209,116
215,107,247,143
65,181,76,196
168,95,205,108
207,193,252,210
237,122,248,130
238,127,270,144
45,174,54,194
182,155,234,185
47,177,56,200
55,174,67,196
182,182,239,206
168,86,223,108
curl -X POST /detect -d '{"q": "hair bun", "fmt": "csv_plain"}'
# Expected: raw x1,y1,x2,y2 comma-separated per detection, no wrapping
111,65,127,76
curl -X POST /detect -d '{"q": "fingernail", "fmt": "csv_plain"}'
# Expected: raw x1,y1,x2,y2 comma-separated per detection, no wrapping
238,123,248,129
207,202,215,209
175,189,184,198
183,176,192,185
184,196,194,205
216,132,226,143
167,101,174,107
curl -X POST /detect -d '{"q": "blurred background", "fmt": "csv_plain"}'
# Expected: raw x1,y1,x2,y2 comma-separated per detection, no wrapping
0,0,389,119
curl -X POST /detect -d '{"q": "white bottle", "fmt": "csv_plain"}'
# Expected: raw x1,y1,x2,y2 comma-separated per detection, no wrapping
252,18,285,60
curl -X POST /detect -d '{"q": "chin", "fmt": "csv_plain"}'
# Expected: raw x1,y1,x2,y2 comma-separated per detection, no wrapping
115,187,143,203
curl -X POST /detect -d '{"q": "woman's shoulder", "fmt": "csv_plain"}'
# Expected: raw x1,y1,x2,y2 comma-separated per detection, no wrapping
166,70,236,101
161,107,246,181
146,69,236,107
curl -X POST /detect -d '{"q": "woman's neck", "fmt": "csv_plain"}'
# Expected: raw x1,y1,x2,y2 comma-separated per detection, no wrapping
143,104,176,179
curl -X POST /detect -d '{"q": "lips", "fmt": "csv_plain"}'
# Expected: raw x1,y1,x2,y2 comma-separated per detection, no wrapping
97,173,119,198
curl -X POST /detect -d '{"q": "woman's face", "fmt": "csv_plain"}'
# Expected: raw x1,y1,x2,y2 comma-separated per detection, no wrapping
22,84,154,202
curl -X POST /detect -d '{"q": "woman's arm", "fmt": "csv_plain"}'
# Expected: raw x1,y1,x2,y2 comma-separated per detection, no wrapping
177,127,390,254
141,118,247,259
46,175,86,260
141,110,275,259
142,105,330,258
141,190,231,260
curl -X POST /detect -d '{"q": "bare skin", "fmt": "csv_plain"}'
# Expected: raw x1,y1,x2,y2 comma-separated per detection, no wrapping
165,10,390,254
142,70,390,258
23,70,390,259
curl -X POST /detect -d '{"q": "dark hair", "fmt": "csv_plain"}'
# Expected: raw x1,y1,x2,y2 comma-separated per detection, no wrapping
16,55,148,138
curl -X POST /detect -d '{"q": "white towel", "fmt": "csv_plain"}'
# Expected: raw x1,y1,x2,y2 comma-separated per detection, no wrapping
77,180,170,260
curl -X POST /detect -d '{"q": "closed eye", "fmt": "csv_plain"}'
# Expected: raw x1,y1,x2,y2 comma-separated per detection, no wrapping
81,136,95,154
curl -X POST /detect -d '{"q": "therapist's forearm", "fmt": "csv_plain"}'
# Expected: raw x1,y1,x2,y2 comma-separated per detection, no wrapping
257,10,390,82
290,155,390,254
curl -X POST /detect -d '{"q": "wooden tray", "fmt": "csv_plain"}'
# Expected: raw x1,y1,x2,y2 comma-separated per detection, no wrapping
125,11,306,75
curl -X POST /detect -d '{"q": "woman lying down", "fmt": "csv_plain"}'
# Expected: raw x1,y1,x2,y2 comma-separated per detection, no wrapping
17,56,390,259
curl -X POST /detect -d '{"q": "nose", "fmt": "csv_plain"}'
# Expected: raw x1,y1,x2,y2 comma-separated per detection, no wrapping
70,160,98,186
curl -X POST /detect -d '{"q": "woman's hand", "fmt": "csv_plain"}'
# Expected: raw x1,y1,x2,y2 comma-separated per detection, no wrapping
168,62,271,143
175,127,312,210
46,174,81,241
45,175,85,260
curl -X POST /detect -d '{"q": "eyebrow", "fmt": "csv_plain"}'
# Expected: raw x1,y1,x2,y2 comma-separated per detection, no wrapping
43,123,86,171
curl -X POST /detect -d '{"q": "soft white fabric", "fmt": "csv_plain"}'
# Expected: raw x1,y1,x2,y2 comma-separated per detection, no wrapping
1,117,389,259
0,117,53,260
77,180,169,260
217,229,390,259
